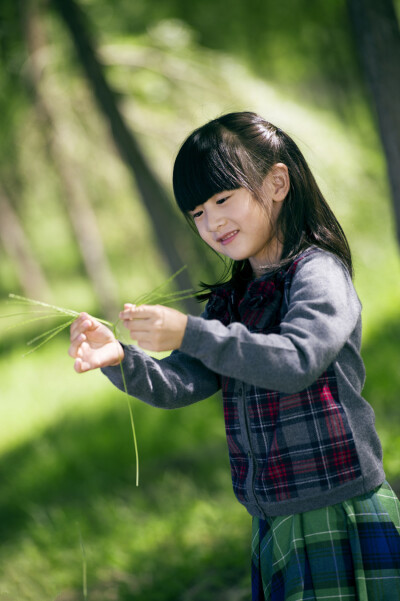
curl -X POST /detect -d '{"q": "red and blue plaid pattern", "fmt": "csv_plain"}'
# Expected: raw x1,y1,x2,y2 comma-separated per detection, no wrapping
207,250,362,508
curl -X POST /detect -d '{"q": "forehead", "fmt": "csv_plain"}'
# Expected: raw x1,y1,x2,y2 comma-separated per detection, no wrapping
173,135,252,212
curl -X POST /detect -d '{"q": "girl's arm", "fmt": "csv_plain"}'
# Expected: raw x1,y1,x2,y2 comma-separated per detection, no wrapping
69,312,220,409
101,344,220,409
178,251,362,393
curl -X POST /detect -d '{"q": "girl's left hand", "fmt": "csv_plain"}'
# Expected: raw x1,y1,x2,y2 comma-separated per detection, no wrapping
119,304,188,352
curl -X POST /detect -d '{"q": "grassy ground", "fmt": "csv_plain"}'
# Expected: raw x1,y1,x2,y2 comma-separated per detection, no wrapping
0,338,251,600
0,297,399,600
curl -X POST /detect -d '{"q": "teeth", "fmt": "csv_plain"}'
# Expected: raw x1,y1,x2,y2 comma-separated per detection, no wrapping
221,231,237,241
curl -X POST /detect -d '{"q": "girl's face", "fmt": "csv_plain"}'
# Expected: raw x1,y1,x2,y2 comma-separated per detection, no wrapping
189,165,288,275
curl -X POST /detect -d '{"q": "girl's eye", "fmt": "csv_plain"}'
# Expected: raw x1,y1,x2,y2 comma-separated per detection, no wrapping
216,196,229,205
192,210,203,219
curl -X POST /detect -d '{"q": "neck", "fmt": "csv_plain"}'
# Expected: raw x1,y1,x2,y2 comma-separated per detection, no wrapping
250,239,283,277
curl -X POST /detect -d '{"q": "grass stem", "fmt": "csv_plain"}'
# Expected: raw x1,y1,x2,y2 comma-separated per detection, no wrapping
4,266,196,487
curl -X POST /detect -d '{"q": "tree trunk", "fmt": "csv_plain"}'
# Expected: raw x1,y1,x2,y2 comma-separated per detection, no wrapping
51,0,208,313
348,0,400,246
22,3,119,320
0,184,51,298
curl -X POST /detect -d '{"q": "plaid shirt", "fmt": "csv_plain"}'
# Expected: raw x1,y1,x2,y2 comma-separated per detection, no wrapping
206,250,362,514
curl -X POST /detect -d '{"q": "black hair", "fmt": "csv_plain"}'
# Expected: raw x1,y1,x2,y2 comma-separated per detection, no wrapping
173,111,353,296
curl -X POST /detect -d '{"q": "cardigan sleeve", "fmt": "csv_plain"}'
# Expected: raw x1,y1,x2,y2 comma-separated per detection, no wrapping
101,342,221,409
179,251,362,394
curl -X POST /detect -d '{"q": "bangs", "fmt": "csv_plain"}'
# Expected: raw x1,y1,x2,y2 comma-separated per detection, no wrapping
173,122,255,213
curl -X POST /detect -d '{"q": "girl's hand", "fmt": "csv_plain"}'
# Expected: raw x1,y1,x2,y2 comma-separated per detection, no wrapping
69,312,124,373
120,304,188,352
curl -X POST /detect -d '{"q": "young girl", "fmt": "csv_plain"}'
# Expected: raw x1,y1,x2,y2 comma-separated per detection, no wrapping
69,112,400,600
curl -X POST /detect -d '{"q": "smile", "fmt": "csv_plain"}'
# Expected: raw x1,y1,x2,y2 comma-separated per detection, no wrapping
218,230,239,245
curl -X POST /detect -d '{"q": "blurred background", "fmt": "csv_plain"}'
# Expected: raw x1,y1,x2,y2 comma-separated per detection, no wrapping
0,0,399,598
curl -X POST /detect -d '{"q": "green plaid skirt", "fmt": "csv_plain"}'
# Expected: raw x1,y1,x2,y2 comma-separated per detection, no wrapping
252,481,400,600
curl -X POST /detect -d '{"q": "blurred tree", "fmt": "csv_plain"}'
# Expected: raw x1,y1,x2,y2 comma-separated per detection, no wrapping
51,0,213,311
0,0,51,299
348,0,400,246
73,0,400,255
0,183,51,298
22,0,120,319
80,0,361,117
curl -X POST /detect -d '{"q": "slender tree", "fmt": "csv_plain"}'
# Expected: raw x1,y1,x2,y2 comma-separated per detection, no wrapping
0,183,51,298
348,0,400,246
22,2,119,320
51,0,213,312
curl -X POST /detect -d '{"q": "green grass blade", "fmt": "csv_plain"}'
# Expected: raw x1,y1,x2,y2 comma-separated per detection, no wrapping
6,266,195,489
145,288,194,305
78,525,88,601
23,319,75,356
0,310,64,318
160,292,198,306
2,313,67,333
26,320,74,346
132,265,188,306
113,323,139,487
8,294,80,317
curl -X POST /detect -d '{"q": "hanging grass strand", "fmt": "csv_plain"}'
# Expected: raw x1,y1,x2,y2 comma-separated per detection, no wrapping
112,319,140,487
1,313,68,334
4,266,197,487
78,525,88,601
23,319,76,356
132,265,189,306
26,319,75,347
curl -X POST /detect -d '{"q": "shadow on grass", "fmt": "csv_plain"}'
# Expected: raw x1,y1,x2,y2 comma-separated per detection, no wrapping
1,315,399,599
0,390,251,599
0,393,230,542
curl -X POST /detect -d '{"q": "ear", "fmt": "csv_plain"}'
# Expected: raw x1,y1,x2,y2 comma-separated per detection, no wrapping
267,163,290,202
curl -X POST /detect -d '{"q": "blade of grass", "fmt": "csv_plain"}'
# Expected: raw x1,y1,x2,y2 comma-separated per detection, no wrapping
132,265,188,306
113,321,139,487
26,320,75,347
23,319,75,356
8,293,80,317
0,310,66,318
2,313,68,333
78,525,88,601
6,266,198,488
154,292,197,306
147,288,194,303
7,294,114,328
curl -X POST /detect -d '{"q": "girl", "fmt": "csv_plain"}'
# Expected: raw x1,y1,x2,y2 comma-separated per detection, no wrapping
69,112,400,600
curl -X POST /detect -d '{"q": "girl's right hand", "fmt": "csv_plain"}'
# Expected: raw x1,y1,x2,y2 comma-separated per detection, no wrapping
69,312,124,373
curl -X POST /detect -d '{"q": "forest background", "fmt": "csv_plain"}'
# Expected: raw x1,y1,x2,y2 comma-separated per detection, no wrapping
0,0,399,599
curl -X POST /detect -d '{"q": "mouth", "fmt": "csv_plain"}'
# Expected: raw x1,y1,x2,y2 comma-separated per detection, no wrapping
217,230,239,246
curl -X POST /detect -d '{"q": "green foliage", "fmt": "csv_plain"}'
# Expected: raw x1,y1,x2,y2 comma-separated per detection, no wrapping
0,0,399,598
0,340,250,600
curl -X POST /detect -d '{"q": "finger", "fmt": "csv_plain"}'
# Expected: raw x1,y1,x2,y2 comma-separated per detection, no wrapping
122,319,151,333
70,313,94,340
68,333,86,358
120,304,158,321
135,338,153,350
119,304,136,320
74,357,93,373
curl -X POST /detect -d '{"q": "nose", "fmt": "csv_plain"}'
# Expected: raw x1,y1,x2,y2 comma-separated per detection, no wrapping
205,207,226,232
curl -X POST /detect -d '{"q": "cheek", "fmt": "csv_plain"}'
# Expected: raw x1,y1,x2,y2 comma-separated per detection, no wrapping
196,224,211,244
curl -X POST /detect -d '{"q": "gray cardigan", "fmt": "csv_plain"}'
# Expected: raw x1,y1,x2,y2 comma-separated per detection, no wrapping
102,249,385,516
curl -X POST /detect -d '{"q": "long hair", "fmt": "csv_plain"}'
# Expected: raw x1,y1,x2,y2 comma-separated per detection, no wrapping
172,111,353,297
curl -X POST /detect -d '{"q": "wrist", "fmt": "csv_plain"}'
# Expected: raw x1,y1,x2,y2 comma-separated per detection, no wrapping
110,341,124,366
178,314,188,348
